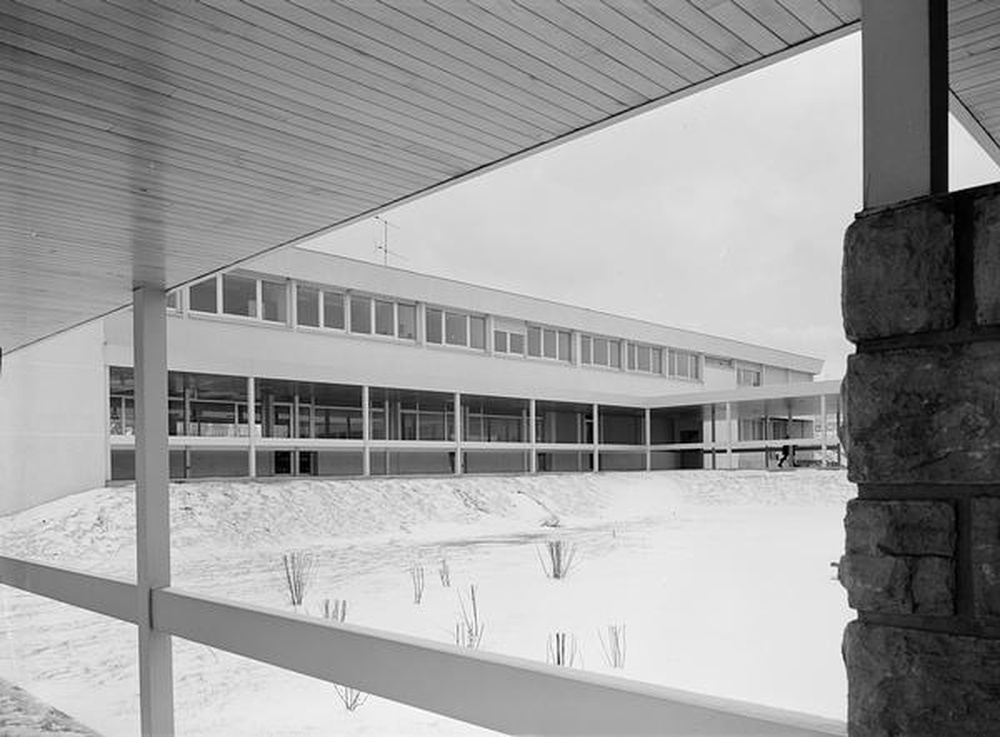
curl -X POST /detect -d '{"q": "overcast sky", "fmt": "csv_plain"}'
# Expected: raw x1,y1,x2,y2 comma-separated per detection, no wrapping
305,33,1000,379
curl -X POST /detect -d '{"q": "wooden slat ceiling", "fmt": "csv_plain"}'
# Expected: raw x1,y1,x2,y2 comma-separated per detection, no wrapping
3,0,993,353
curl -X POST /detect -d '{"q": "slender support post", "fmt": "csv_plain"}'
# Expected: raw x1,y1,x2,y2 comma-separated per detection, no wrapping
133,284,175,737
763,410,770,469
529,399,538,473
861,0,948,208
836,404,842,467
644,407,652,472
454,391,463,475
710,405,717,470
592,403,600,473
247,376,257,478
819,394,828,469
362,385,371,477
725,402,733,470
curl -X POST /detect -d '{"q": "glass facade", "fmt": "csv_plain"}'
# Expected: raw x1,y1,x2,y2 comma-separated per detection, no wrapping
261,280,286,322
297,285,320,327
445,312,467,346
375,300,394,336
350,296,372,334
223,274,257,318
426,308,442,344
462,395,529,442
398,304,416,340
369,388,454,441
189,277,217,313
323,290,345,329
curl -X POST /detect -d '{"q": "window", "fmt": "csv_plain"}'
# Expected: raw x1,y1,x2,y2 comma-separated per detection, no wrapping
398,304,416,340
470,316,485,350
426,308,442,344
580,335,591,364
558,331,572,362
189,277,217,313
627,343,636,370
445,312,467,346
323,291,345,329
223,274,256,317
261,281,286,322
543,329,557,359
494,330,508,353
527,326,542,357
652,347,663,374
637,345,651,372
375,300,394,336
671,350,702,380
737,365,762,387
593,337,608,366
509,333,525,355
297,286,319,327
166,291,180,311
350,296,371,334
609,340,621,368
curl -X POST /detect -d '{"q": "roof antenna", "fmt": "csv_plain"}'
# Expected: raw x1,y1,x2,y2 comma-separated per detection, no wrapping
373,216,403,267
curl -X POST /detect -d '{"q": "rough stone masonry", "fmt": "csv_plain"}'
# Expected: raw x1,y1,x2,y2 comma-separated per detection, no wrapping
840,181,1000,736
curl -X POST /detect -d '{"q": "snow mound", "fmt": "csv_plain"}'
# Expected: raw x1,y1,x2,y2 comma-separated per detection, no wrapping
0,471,854,576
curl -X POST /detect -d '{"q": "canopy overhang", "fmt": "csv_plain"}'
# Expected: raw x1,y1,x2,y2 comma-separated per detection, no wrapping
3,1,998,353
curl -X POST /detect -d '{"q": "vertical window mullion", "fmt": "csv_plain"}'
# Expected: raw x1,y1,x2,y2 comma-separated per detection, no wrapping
255,279,263,320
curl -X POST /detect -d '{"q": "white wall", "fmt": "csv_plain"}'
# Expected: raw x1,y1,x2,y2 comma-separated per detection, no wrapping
0,322,107,515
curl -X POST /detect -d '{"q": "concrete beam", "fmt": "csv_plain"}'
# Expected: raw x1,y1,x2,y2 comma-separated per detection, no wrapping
862,0,948,208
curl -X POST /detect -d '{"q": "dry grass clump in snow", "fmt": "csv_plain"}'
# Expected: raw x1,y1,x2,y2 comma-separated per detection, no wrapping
282,551,314,608
410,563,426,604
438,557,451,587
598,624,626,669
538,539,577,580
454,584,485,650
322,598,347,623
546,632,579,668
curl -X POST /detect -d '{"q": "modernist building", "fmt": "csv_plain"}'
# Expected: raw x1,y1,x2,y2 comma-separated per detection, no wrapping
94,247,842,485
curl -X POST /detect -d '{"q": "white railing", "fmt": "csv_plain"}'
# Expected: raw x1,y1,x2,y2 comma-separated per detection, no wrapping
0,554,846,736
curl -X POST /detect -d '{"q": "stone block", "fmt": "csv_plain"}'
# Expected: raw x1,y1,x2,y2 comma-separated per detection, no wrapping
839,553,911,613
846,343,1000,483
972,187,1000,326
911,556,955,615
844,621,1000,736
972,498,1000,619
845,498,954,556
843,198,954,342
839,552,954,616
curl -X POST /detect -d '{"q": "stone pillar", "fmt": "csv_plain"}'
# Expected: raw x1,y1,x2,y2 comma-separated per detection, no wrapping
839,183,1000,735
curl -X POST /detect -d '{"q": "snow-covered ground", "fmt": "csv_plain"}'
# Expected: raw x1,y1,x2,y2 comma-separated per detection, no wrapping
0,470,855,736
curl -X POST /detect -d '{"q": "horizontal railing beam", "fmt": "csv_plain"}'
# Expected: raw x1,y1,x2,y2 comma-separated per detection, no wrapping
0,555,137,624
155,587,845,736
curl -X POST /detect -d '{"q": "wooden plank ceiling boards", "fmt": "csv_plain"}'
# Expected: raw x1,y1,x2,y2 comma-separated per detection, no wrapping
3,1,992,352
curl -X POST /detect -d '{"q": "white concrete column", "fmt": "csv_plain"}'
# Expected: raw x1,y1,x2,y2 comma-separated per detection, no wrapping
454,391,463,475
133,284,174,737
820,393,828,469
725,401,734,470
862,0,948,208
485,314,495,355
362,385,371,477
644,407,652,472
247,376,257,478
529,398,538,473
416,303,426,345
592,403,600,472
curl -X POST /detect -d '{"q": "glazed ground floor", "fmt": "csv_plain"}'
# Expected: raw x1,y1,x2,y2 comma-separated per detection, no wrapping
107,367,842,480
